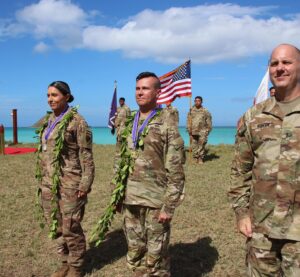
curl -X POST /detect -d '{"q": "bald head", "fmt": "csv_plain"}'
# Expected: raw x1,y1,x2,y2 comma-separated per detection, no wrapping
269,44,300,62
268,44,300,101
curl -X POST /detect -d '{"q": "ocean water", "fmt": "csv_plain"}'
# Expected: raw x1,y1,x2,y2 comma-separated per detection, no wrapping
3,126,236,145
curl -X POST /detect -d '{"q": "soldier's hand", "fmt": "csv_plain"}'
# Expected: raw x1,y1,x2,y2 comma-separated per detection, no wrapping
77,190,87,198
158,211,172,223
237,216,252,238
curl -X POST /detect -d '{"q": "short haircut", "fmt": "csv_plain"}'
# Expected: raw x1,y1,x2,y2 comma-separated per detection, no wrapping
136,71,161,89
119,97,125,101
195,96,203,102
269,86,275,92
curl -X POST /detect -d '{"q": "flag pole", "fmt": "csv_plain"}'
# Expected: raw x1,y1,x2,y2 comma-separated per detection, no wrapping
188,58,192,163
188,95,192,162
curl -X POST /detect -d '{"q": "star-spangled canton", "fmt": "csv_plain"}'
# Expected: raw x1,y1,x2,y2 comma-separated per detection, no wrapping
157,60,192,104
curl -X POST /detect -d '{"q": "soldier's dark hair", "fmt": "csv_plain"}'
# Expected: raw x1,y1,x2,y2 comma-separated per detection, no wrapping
269,86,275,92
195,96,203,102
119,97,125,101
136,72,161,89
48,81,74,103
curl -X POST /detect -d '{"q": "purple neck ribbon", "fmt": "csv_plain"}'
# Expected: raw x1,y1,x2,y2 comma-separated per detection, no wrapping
132,109,157,148
45,105,69,141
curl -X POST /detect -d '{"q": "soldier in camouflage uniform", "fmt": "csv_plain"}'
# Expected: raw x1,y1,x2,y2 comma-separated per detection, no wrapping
163,102,179,126
228,44,300,276
38,81,95,277
186,96,212,164
115,72,185,277
115,97,131,141
269,86,276,97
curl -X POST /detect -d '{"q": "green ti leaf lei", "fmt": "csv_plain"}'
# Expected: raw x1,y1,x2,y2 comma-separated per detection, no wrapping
90,109,161,246
35,106,78,239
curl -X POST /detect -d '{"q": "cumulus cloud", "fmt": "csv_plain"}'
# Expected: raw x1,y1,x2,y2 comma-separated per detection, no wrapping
1,0,90,49
1,1,300,63
82,4,300,63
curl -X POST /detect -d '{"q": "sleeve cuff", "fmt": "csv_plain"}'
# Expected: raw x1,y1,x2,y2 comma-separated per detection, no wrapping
161,205,175,217
235,207,250,221
78,184,91,193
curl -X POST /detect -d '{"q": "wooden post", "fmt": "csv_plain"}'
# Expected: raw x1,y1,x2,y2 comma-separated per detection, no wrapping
0,124,5,155
12,109,18,144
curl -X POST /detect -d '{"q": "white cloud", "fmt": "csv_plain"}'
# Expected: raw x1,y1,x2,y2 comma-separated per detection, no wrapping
1,2,300,63
82,4,300,63
2,0,89,49
34,41,50,53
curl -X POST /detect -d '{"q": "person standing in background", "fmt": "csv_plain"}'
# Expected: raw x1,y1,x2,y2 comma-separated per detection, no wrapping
186,96,212,164
163,101,179,126
115,97,131,141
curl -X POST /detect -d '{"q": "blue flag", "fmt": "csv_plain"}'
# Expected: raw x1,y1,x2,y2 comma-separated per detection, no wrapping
108,83,117,135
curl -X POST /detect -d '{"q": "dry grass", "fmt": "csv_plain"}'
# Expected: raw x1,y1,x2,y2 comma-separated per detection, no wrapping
0,144,246,277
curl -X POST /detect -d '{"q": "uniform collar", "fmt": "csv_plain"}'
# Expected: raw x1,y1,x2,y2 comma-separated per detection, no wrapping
262,96,300,119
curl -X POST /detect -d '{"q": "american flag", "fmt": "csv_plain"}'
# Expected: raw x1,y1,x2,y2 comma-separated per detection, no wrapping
157,60,192,104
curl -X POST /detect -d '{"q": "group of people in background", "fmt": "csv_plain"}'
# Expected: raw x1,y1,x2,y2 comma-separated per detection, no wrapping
114,95,212,165
36,43,300,277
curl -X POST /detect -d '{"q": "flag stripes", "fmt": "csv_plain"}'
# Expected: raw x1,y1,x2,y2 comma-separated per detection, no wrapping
157,60,192,104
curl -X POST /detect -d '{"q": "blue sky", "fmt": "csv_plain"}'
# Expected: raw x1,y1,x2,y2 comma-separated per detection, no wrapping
0,0,300,127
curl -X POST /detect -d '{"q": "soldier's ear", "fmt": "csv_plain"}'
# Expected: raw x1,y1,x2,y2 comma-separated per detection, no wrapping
155,89,160,100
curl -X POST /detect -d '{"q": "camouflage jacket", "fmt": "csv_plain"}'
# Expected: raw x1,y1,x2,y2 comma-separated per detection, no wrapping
229,96,300,241
115,109,185,216
40,108,95,193
162,105,179,126
115,104,131,136
186,106,212,137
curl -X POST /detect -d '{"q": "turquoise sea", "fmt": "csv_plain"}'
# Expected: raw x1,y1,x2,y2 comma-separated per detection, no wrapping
3,127,236,145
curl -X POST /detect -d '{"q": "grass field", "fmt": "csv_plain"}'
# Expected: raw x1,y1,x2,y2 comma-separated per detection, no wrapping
0,144,246,277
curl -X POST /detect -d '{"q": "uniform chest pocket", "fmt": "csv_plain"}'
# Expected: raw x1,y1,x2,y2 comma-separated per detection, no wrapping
142,123,163,145
64,128,76,143
291,126,300,142
148,123,161,134
250,122,278,148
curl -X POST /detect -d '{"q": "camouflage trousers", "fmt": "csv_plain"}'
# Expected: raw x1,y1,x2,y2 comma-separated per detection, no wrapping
123,204,171,277
246,232,300,277
191,134,207,159
41,184,87,267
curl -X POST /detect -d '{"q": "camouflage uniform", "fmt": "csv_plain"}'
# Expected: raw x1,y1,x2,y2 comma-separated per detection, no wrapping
228,96,300,276
186,106,212,160
115,109,185,276
163,105,179,126
115,104,131,141
39,108,95,268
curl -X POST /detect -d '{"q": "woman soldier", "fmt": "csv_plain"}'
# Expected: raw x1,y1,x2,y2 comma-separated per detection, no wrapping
36,81,95,277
